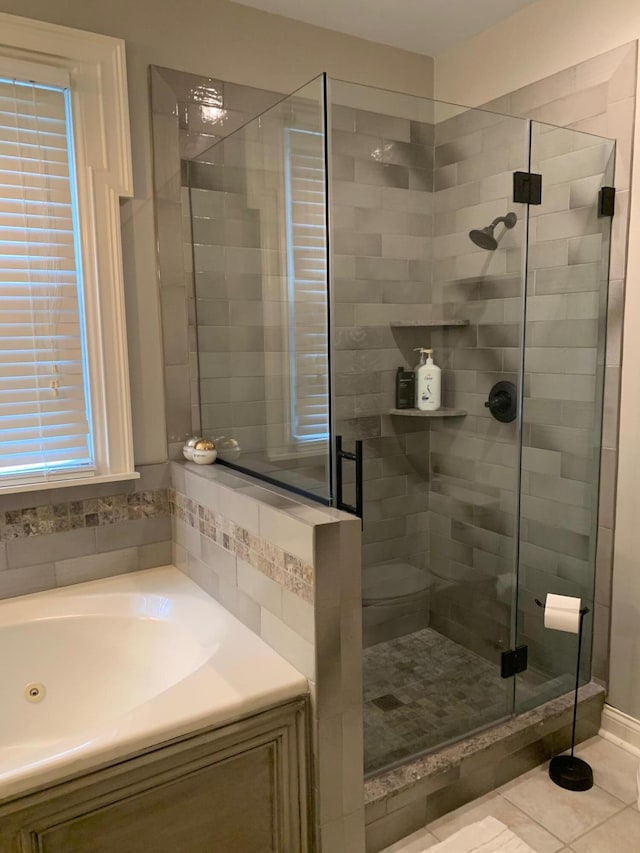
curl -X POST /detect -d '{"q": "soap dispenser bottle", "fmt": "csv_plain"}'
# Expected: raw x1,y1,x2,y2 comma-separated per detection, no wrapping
414,348,441,411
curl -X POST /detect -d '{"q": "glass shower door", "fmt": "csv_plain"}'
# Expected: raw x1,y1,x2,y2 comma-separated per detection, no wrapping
189,74,333,502
515,122,615,711
422,102,531,753
326,79,532,772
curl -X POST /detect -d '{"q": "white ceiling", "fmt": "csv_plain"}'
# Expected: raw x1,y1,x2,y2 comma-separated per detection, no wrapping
230,0,539,56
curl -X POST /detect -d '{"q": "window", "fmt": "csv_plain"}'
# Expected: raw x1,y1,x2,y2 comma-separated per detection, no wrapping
283,127,330,446
0,14,134,494
0,77,93,481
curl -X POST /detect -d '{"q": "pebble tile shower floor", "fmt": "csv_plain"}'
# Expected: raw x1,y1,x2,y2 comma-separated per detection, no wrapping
364,628,542,774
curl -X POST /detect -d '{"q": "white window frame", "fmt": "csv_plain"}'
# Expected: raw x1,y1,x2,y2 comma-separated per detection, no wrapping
0,13,136,495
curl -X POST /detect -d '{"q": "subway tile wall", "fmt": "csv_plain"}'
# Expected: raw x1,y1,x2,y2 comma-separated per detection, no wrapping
185,87,332,498
0,464,172,598
426,109,617,689
487,41,636,686
406,45,634,695
151,66,282,460
426,109,529,666
330,99,435,647
153,48,633,687
520,125,614,687
150,47,635,852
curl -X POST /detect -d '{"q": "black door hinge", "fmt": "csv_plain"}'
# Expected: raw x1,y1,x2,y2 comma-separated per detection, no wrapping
598,186,616,217
501,645,528,678
513,171,542,205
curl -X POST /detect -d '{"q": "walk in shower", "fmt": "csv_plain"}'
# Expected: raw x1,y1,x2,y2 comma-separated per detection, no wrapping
184,74,614,776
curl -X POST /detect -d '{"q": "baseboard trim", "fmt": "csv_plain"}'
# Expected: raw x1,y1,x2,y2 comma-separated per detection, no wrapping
599,704,640,757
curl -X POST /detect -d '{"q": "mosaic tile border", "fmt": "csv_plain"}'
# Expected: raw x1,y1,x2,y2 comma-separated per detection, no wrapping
0,489,170,540
170,489,314,603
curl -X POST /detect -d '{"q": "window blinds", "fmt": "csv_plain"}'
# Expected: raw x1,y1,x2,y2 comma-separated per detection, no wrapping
0,78,93,482
284,128,330,444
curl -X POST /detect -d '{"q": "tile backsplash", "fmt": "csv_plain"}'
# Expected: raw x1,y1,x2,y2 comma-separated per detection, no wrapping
170,461,321,675
0,488,168,538
171,488,313,604
0,464,172,598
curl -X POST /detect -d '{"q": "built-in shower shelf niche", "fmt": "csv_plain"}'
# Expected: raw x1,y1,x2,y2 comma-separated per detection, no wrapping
390,319,469,328
389,408,467,418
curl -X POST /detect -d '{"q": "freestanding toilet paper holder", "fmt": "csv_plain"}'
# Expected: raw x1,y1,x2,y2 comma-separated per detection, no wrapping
535,598,593,791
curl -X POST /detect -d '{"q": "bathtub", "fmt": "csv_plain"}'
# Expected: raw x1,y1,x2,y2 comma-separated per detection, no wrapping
0,566,308,801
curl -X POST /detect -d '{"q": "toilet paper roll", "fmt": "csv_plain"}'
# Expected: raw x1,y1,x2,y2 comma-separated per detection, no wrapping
544,593,581,634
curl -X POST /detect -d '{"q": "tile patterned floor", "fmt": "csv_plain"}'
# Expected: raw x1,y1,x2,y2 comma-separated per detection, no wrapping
380,735,640,853
364,628,546,774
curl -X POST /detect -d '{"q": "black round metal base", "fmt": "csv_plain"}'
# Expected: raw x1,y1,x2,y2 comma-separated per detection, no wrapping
549,755,593,791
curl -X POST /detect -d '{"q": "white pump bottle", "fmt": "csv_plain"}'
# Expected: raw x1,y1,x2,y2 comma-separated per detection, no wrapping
414,348,441,411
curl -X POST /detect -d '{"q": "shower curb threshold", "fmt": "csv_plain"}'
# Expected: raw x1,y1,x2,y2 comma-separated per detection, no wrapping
365,681,605,826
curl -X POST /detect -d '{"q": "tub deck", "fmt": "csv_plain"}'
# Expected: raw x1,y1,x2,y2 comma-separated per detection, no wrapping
0,566,308,801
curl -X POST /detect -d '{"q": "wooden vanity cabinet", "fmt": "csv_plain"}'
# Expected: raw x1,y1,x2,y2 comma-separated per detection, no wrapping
0,698,310,853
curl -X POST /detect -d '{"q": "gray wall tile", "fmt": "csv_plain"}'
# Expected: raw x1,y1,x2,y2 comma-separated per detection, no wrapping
95,516,171,552
200,535,238,586
0,563,56,599
7,528,96,570
355,110,411,142
55,547,139,587
139,540,172,569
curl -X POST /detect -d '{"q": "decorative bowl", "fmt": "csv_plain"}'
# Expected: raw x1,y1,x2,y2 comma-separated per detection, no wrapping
182,435,203,461
191,438,217,465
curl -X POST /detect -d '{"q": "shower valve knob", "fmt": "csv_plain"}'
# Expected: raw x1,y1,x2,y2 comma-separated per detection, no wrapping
485,391,509,412
485,381,517,423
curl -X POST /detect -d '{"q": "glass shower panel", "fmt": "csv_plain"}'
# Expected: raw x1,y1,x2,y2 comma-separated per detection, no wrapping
423,104,531,747
189,75,332,501
515,123,615,712
327,79,531,772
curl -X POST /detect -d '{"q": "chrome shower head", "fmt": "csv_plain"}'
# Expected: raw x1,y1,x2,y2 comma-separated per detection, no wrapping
469,211,518,251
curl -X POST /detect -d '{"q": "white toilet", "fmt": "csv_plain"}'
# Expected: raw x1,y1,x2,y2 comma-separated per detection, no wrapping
362,562,432,646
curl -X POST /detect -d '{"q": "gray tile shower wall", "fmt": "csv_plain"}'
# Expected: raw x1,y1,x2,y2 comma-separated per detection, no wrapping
518,125,614,684
490,42,638,683
187,183,264,448
0,464,172,598
427,110,528,664
170,460,365,853
426,43,635,687
185,87,335,497
177,86,441,605
330,102,435,646
150,66,283,460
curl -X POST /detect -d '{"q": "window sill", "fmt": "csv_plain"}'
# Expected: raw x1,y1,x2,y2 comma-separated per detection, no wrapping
0,471,141,497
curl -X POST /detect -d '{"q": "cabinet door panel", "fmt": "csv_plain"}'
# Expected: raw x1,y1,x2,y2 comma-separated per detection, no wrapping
35,744,279,853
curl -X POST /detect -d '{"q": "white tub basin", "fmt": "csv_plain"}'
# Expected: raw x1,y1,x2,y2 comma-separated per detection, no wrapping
0,566,308,800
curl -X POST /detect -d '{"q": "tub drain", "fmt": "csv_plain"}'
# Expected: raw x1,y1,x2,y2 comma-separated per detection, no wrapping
24,682,46,703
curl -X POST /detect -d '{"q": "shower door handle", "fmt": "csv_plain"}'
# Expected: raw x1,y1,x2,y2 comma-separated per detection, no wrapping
335,435,363,526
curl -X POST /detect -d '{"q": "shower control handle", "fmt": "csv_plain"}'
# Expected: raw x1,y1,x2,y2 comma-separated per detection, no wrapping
485,381,518,423
485,390,510,413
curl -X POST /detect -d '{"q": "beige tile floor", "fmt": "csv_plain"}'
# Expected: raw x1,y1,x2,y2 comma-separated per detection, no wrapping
381,736,640,853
